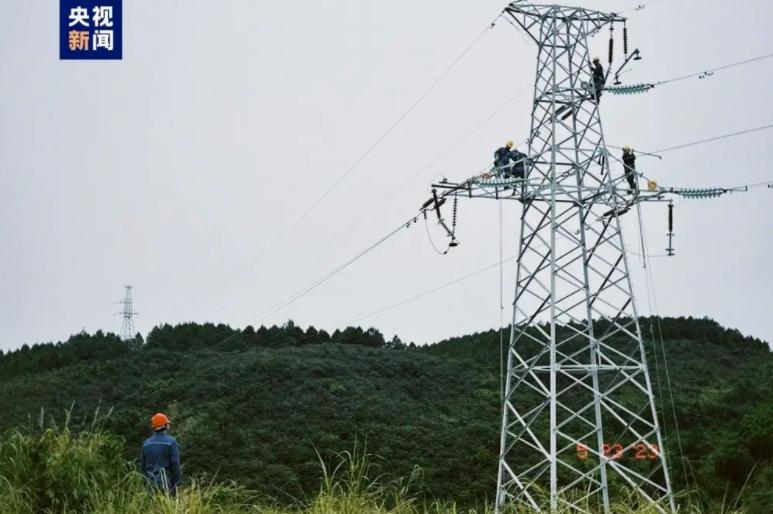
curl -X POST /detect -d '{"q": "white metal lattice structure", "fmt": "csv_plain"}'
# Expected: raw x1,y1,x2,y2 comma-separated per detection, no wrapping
491,4,675,512
118,285,138,341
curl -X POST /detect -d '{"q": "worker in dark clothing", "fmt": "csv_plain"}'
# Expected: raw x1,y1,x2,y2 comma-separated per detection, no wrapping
494,140,527,179
622,146,638,194
141,413,182,496
591,57,605,103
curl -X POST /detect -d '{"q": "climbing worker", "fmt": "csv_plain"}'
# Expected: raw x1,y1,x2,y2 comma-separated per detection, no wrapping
622,146,638,194
591,57,605,102
141,412,182,496
493,140,527,179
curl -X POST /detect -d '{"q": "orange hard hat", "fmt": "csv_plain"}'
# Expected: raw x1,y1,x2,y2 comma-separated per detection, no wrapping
150,412,170,430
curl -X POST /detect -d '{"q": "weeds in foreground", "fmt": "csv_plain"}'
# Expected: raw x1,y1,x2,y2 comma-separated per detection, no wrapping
0,417,746,514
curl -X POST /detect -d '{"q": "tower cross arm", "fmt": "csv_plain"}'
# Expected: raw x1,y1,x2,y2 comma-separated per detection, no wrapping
503,2,625,44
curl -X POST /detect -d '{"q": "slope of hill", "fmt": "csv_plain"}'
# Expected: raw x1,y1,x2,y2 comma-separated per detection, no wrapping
0,318,770,512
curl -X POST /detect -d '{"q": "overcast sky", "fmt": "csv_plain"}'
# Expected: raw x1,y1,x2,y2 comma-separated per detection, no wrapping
1,0,771,352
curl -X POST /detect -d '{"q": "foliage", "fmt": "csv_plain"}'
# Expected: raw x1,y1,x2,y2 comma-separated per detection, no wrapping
0,316,769,513
0,330,139,380
0,422,745,514
0,410,127,513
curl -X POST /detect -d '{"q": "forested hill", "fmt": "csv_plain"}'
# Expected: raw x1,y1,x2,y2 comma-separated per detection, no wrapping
0,318,771,512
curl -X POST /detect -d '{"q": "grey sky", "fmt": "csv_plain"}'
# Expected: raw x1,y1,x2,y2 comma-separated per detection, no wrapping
1,0,771,352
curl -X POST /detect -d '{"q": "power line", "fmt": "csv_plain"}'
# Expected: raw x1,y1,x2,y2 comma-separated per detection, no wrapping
264,90,773,327
223,20,772,337
254,120,773,362
210,90,526,318
210,32,773,324
298,120,771,328
498,201,506,407
607,144,662,160
259,215,420,323
740,180,773,190
247,110,773,321
655,52,773,86
347,203,653,326
639,235,691,489
249,22,496,266
608,52,773,96
652,123,773,154
171,21,498,319
620,0,672,14
349,255,517,324
608,122,773,163
424,215,448,255
323,88,530,246
345,210,628,326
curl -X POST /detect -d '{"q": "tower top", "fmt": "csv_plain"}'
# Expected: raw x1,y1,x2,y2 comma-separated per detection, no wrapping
505,2,626,23
504,2,625,45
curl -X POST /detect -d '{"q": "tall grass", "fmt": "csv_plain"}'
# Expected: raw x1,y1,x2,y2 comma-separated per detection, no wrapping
0,418,744,514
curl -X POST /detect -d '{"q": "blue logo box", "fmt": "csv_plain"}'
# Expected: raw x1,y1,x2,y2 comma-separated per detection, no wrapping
60,0,122,59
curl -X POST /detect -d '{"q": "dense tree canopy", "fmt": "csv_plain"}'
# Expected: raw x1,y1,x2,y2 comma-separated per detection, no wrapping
0,317,769,512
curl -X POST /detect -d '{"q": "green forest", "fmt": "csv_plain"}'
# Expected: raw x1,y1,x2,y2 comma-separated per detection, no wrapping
0,317,770,513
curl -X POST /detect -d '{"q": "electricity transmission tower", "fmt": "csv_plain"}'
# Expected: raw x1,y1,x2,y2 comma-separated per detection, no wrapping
117,285,138,341
426,3,675,513
494,4,673,512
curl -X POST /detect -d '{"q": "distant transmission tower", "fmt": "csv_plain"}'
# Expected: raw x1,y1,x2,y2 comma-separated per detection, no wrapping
117,285,138,341
426,3,675,513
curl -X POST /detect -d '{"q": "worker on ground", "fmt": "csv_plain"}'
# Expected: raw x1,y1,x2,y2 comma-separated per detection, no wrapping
494,140,527,179
591,57,605,103
141,412,182,496
622,146,638,194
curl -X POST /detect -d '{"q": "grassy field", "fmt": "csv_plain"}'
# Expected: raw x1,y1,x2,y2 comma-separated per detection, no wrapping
0,418,750,514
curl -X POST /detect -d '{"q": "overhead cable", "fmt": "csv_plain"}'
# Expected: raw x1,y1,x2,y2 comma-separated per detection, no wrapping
609,123,773,163
249,22,496,266
349,256,517,324
652,123,773,154
607,52,773,96
498,201,506,406
322,87,531,249
213,91,526,315
620,0,671,14
259,215,420,323
180,21,498,318
641,246,691,488
347,211,592,325
655,52,773,86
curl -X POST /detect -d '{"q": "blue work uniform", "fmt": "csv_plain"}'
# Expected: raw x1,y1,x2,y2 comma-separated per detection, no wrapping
494,147,527,178
141,431,182,495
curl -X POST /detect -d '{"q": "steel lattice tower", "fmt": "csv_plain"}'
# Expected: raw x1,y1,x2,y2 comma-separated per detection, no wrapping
118,285,138,341
491,3,675,513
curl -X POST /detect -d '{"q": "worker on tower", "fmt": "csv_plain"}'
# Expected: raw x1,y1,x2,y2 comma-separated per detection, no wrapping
591,57,605,102
494,140,527,179
141,413,182,496
622,146,638,194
